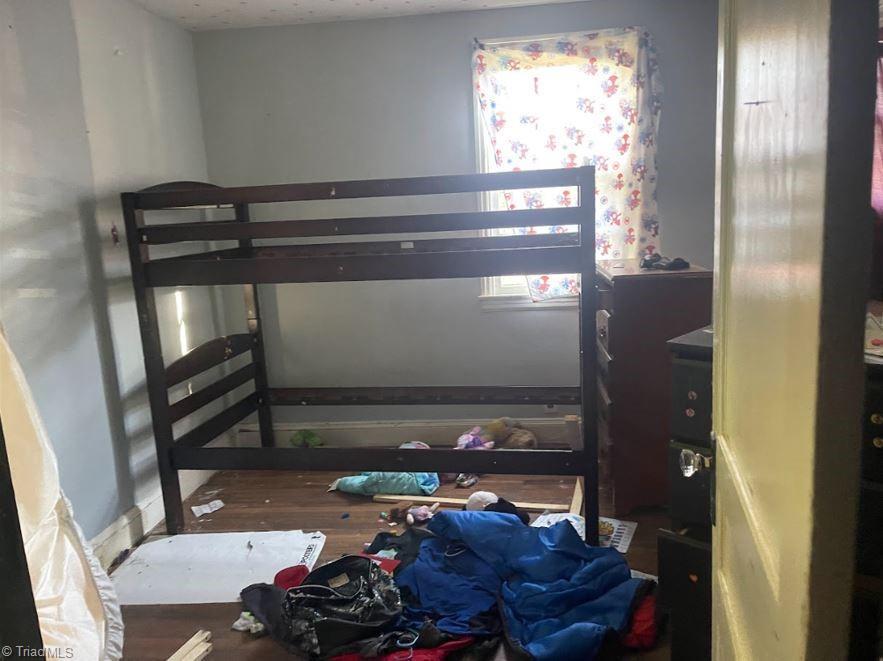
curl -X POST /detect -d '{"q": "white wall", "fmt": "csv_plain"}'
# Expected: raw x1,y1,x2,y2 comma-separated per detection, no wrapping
193,0,718,422
1,0,219,540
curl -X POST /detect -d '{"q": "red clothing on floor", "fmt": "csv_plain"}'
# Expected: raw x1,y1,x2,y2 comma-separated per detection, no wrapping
622,593,658,649
331,636,474,661
273,564,309,590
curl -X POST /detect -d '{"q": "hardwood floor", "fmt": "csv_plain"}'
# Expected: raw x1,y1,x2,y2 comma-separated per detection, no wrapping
119,470,669,660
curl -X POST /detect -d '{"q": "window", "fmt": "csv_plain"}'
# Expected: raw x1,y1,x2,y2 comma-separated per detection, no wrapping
473,28,662,307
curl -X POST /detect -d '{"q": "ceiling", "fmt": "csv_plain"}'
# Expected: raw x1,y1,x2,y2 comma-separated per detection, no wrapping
134,0,565,29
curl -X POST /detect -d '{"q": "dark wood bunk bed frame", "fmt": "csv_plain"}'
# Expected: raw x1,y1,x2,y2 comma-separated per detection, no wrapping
122,167,600,543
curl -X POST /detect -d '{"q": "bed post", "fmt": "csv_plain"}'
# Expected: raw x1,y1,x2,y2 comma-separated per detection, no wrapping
122,193,185,534
234,203,275,447
577,167,600,545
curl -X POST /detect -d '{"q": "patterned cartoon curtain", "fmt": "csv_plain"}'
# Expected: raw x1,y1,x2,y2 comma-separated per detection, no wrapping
473,27,662,300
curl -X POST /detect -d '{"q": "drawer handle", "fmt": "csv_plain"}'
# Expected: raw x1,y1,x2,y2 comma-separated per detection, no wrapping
871,413,883,425
680,448,713,478
688,390,698,401
685,408,696,418
873,437,883,449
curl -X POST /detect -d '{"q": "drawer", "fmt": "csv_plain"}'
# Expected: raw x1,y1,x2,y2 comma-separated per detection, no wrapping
669,441,712,527
596,309,611,354
856,482,883,578
670,358,713,447
863,380,883,482
657,529,711,660
670,612,712,661
595,281,613,312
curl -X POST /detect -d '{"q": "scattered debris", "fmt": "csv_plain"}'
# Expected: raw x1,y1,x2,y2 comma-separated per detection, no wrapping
388,522,398,527
340,512,350,519
231,611,265,635
191,499,224,518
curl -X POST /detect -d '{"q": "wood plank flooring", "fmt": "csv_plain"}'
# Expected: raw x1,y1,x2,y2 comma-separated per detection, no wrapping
120,470,669,660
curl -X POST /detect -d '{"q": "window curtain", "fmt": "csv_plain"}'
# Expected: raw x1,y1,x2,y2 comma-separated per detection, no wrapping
473,27,662,300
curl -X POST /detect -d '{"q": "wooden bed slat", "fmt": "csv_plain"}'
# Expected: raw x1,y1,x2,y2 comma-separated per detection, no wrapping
173,392,259,449
145,244,581,287
171,445,586,474
139,207,580,244
134,168,584,210
169,363,257,423
268,386,580,406
165,334,254,387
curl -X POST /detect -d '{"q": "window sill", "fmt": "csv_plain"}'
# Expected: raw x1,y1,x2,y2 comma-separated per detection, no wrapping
479,294,579,311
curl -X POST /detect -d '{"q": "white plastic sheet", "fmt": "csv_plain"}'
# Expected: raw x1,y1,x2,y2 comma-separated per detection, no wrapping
1,332,123,660
111,530,326,605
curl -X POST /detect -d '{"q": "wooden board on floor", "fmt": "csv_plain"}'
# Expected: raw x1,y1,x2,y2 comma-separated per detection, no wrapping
371,493,570,512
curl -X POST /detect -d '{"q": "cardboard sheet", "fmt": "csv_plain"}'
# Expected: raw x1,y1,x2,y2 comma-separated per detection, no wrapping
111,530,325,605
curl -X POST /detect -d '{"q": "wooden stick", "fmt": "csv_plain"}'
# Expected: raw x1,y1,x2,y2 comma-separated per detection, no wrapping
372,494,569,512
570,477,584,516
168,630,211,661
182,642,212,661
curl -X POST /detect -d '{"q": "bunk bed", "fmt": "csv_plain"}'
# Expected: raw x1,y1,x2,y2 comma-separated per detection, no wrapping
122,167,600,543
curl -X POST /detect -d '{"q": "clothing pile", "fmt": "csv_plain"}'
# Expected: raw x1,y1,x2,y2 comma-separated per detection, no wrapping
239,511,657,660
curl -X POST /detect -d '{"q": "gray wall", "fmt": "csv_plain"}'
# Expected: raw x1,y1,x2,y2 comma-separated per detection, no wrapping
193,0,718,421
1,0,219,538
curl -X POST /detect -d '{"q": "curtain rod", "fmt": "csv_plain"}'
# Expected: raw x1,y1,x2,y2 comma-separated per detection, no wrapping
474,32,576,49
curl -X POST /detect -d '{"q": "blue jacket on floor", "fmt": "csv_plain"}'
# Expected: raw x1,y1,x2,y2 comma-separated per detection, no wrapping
426,511,647,661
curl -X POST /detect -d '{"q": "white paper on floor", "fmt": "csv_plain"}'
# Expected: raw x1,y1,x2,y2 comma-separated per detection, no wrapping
531,513,637,553
111,530,326,605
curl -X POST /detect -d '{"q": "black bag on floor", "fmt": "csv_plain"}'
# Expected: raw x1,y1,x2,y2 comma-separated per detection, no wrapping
282,555,402,658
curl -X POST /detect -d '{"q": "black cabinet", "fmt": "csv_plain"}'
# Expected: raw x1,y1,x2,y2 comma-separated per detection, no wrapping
658,327,714,661
658,529,712,661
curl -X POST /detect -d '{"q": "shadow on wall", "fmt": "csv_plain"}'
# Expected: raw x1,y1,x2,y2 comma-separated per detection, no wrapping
1,0,228,537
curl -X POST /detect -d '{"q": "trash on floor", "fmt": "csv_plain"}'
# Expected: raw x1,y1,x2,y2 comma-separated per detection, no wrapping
531,512,638,553
190,499,224,518
231,611,265,635
111,530,326,605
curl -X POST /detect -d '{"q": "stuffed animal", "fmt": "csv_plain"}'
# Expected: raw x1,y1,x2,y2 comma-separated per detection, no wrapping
406,502,439,525
500,427,538,449
455,426,495,450
457,417,538,450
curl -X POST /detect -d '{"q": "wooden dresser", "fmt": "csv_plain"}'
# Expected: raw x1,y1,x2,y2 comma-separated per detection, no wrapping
594,259,713,515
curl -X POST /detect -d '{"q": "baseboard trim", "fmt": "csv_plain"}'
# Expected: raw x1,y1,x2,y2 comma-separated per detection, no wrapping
237,416,580,448
90,469,214,570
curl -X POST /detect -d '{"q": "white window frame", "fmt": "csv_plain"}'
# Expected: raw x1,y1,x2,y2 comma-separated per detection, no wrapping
473,70,579,311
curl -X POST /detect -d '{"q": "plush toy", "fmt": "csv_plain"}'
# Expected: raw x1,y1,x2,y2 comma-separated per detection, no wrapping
406,502,439,526
455,427,495,450
455,418,538,450
290,429,322,448
500,427,538,449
